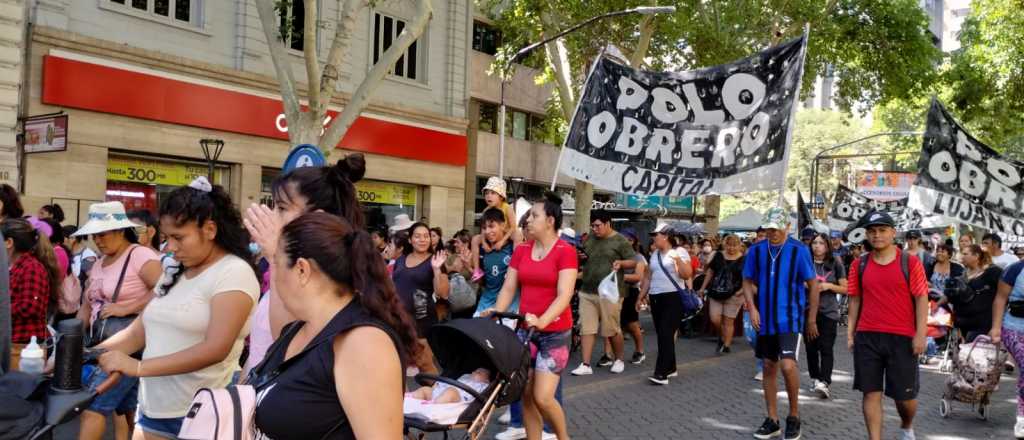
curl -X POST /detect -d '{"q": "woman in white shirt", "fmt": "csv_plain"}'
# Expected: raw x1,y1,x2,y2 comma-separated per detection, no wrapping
639,223,692,385
98,177,260,439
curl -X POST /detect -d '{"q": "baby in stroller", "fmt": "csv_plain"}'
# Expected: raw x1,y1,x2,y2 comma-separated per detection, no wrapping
408,368,491,404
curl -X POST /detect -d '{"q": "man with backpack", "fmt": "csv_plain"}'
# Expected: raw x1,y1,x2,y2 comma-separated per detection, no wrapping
743,208,820,440
846,211,929,440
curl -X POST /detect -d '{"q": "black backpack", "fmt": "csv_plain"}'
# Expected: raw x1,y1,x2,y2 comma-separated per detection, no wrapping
857,251,910,289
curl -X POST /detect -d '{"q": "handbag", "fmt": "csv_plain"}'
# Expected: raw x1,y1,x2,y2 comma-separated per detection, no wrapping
87,247,138,348
180,323,344,440
1008,300,1024,318
655,251,702,315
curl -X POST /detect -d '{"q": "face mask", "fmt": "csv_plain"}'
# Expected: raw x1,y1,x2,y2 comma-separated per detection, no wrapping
702,246,712,253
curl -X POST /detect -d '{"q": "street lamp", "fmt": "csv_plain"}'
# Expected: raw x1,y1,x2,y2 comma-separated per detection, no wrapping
199,138,225,180
809,131,921,206
496,6,677,178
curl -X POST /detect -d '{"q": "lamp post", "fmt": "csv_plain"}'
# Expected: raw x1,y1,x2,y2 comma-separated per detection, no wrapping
809,131,922,207
199,138,225,180
496,6,676,178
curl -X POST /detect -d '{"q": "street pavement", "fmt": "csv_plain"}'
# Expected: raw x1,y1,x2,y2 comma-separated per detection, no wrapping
57,313,1018,439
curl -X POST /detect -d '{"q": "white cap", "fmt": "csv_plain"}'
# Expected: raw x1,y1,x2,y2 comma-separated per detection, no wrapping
651,223,673,234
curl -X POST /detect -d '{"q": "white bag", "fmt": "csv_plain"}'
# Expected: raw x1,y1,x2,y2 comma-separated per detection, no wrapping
597,272,619,302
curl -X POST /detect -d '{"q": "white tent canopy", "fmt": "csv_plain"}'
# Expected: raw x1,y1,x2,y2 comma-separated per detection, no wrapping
719,208,764,232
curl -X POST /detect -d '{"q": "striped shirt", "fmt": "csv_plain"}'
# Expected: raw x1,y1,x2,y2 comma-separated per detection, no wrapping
743,238,815,336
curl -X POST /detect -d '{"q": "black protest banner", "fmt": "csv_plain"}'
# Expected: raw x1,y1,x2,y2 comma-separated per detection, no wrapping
829,184,954,244
909,100,1024,236
558,37,806,197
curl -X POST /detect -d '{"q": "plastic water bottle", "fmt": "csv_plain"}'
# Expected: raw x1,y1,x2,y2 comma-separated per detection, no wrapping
19,336,45,375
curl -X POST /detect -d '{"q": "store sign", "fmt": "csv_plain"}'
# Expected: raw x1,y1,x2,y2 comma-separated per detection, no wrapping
24,114,68,153
107,156,226,187
42,53,467,166
614,194,693,212
856,171,914,201
355,180,416,206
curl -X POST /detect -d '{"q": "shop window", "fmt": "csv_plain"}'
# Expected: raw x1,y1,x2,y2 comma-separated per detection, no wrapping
472,21,501,55
278,0,308,51
107,0,197,25
260,168,281,208
373,12,422,82
357,180,418,233
105,155,230,215
478,102,498,134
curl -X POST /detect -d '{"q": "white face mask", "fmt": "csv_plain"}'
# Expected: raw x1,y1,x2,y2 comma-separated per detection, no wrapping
702,246,712,253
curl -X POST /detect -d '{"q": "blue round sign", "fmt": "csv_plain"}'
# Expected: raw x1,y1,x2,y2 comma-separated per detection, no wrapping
282,144,326,172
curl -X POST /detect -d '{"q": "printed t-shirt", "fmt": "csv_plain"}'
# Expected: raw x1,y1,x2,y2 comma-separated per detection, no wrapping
139,254,260,418
86,245,160,322
847,249,928,338
742,238,815,336
510,239,578,332
477,242,518,315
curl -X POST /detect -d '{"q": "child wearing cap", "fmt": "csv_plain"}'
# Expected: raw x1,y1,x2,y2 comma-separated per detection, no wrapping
471,177,522,273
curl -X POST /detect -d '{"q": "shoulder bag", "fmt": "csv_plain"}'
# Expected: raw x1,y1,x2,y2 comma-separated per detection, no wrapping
86,247,138,348
655,251,702,315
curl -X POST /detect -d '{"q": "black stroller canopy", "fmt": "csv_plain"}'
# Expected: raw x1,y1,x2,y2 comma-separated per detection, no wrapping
427,318,527,378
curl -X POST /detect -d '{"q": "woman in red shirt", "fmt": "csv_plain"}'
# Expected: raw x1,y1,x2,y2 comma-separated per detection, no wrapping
484,192,578,440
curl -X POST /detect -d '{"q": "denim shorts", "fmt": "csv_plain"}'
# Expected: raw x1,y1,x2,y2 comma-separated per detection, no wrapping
517,329,570,375
136,412,185,439
83,364,139,416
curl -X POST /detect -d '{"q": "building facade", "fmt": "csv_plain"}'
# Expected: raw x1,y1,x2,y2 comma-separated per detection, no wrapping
0,0,24,188
20,0,471,235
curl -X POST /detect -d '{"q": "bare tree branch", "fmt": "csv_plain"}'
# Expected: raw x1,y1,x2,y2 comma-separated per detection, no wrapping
318,0,433,152
255,0,308,144
317,0,366,117
304,0,321,114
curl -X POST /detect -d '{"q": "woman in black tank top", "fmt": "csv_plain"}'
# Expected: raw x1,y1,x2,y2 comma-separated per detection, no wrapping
251,213,420,439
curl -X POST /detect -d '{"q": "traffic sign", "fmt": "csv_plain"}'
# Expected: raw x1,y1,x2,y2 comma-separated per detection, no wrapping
282,144,326,172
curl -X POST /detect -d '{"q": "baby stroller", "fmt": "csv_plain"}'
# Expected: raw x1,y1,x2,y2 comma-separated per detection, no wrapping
939,334,1007,420
405,312,531,440
0,319,122,440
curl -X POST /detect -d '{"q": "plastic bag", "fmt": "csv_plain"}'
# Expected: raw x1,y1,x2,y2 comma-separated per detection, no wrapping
597,272,619,302
447,274,477,313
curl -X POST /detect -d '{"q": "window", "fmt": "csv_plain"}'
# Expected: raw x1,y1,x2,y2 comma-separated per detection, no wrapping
478,102,498,134
373,12,421,81
108,0,196,24
477,103,546,142
472,21,501,55
511,111,528,140
278,0,306,51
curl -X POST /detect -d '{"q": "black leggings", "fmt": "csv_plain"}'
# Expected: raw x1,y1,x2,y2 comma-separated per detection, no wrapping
650,293,683,376
805,314,838,384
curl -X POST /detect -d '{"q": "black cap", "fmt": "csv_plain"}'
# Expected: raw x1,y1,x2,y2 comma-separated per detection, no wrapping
800,226,816,239
860,211,896,229
906,229,922,239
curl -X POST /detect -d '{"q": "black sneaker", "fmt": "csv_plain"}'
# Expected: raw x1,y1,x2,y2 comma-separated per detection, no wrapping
630,352,646,365
648,374,669,385
753,418,781,439
597,354,614,367
784,416,801,440
721,345,732,354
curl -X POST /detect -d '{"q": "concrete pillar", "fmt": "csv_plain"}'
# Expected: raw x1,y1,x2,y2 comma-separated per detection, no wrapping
0,0,26,188
464,99,479,231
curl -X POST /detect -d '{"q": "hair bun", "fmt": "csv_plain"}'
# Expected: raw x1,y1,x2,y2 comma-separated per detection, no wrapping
335,154,366,183
543,191,562,206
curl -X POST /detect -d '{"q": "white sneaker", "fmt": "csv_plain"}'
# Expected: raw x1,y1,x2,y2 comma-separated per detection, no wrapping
610,359,625,374
494,427,526,440
807,379,819,392
814,381,831,399
900,428,916,440
570,363,593,376
498,408,511,424
1015,416,1024,439
754,371,763,381
542,432,557,440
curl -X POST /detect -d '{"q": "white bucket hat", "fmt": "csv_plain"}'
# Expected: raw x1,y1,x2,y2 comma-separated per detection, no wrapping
389,213,416,232
482,176,507,200
72,202,141,237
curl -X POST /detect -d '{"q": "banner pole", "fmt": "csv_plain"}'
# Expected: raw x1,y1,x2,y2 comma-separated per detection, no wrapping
775,23,811,208
549,46,608,193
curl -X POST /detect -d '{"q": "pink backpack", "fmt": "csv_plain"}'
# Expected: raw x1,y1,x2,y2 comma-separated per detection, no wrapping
178,385,257,440
57,274,82,315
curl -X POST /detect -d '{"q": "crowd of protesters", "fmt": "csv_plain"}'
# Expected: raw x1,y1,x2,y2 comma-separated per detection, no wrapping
6,158,1024,440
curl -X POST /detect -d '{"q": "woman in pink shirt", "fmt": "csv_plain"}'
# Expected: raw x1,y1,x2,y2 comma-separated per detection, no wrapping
73,202,162,440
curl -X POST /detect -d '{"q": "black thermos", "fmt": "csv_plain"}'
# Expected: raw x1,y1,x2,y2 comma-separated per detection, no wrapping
53,319,84,391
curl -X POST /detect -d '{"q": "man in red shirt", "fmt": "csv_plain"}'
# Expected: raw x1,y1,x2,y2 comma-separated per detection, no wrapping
846,211,929,440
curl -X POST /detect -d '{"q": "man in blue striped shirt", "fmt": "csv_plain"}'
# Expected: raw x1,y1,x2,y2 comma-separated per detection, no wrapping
743,207,821,440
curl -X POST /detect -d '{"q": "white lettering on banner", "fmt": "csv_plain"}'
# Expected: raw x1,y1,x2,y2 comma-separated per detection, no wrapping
922,132,1024,213
911,186,1024,236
